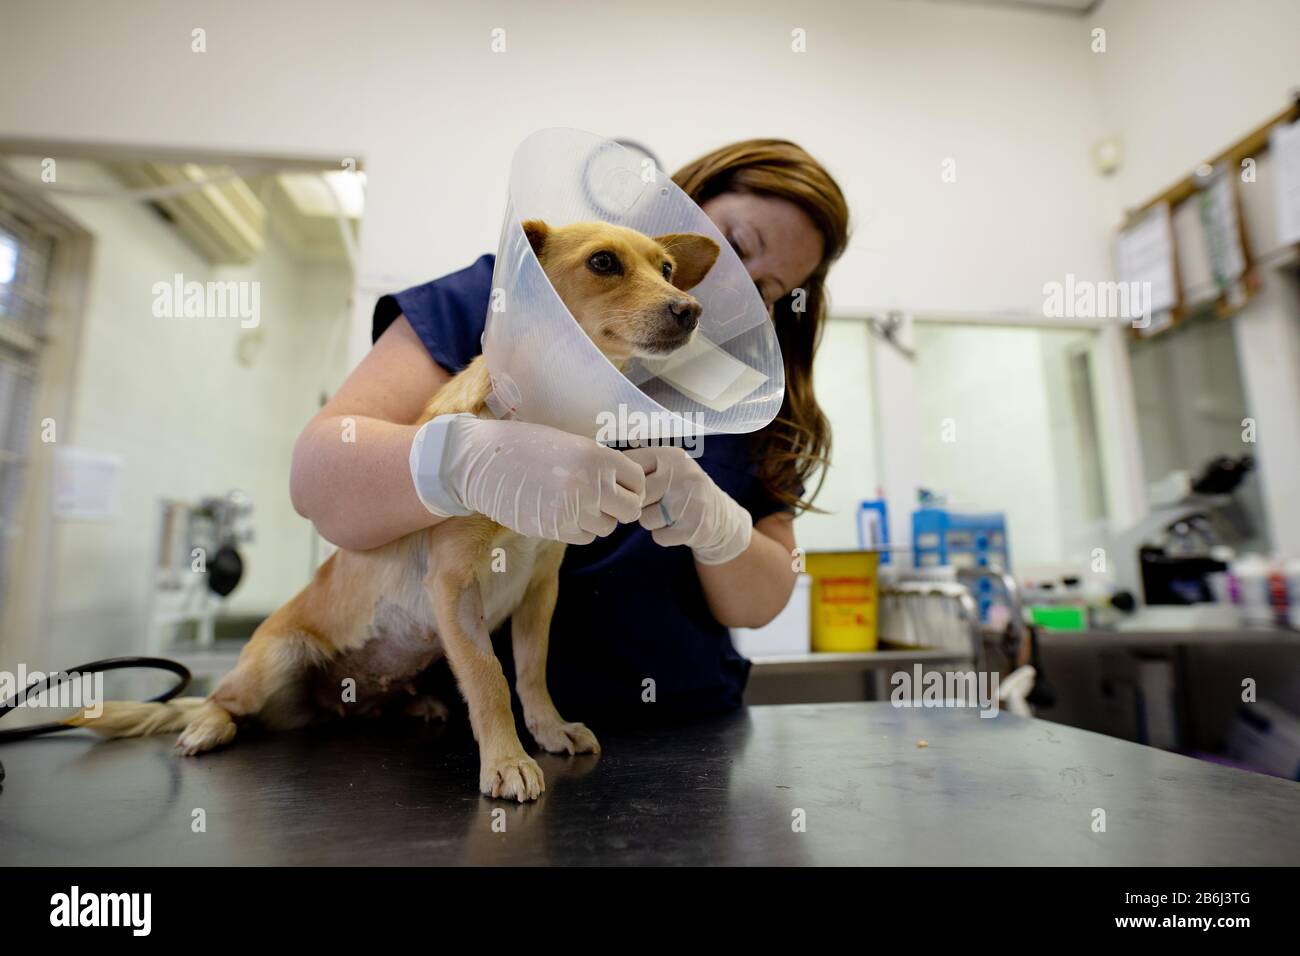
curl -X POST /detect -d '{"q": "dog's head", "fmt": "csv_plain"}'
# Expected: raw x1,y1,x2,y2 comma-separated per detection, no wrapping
522,220,720,364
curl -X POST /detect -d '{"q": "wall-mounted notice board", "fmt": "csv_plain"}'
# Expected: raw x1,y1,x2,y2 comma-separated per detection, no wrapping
1120,100,1300,341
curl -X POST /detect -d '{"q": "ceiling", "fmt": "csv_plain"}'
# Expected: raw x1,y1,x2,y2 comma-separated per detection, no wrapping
923,0,1101,14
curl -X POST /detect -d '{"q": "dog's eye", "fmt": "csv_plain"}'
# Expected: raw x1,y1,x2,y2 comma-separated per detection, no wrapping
587,251,621,275
661,262,673,281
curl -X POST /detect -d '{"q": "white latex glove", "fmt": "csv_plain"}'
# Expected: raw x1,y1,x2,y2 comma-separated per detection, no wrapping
410,413,645,545
624,446,753,566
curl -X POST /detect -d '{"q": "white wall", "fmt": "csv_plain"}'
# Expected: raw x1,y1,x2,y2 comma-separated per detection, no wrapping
2,0,1295,572
0,0,1112,325
4,157,351,665
0,0,1122,566
1085,0,1300,215
1085,0,1300,558
797,318,877,550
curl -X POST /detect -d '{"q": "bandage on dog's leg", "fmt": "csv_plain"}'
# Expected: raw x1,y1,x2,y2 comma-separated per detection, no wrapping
511,544,600,757
426,529,543,802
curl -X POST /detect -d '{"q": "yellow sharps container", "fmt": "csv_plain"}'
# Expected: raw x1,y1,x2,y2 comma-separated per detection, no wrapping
805,550,880,652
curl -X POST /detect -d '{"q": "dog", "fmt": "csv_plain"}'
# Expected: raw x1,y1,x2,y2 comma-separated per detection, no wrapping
69,220,720,802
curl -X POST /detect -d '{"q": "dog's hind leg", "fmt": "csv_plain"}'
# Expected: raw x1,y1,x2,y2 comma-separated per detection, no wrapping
400,694,450,722
426,521,543,802
176,701,239,756
511,542,600,756
179,622,324,756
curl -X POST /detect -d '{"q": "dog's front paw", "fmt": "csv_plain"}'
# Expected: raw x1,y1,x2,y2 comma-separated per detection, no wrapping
530,720,600,756
480,753,545,802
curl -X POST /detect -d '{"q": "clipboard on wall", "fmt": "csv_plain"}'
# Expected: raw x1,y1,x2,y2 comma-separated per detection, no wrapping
1118,98,1300,341
1116,201,1183,339
1193,162,1260,318
1269,115,1300,251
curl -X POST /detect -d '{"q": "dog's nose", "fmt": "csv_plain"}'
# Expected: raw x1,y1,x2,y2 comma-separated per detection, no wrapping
668,298,700,331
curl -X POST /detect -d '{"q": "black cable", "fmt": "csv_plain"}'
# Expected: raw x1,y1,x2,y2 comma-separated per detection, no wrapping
0,656,191,783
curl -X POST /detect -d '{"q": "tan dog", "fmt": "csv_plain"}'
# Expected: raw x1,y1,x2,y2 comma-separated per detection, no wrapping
70,221,719,802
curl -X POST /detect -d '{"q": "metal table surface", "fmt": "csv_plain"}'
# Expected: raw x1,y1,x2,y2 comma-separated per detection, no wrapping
1,702,1296,866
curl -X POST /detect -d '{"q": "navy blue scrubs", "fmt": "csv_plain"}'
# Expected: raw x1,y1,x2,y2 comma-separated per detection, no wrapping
374,255,789,726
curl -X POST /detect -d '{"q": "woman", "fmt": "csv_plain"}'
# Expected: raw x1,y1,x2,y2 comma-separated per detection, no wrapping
290,139,849,725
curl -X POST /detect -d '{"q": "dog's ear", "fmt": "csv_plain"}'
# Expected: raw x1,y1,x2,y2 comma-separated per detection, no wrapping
522,220,549,258
654,233,720,291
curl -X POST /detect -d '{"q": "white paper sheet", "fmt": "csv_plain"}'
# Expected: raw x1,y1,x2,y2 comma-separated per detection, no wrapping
1271,119,1300,247
1196,164,1247,289
53,448,122,520
1116,202,1178,319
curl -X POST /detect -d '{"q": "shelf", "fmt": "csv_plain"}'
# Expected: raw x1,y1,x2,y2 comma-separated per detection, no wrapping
1033,628,1300,648
748,646,972,676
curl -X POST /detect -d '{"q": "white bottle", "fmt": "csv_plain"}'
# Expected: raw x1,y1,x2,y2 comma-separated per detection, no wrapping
1232,554,1273,629
1208,546,1237,607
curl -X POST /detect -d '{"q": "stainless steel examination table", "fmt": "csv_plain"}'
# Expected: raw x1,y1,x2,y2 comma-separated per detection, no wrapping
1,702,1296,865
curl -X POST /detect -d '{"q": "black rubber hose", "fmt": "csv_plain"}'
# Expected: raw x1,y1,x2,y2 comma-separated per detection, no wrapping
0,656,192,782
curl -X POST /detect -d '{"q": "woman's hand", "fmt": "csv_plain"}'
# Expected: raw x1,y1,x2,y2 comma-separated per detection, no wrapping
626,445,796,629
414,414,647,545
624,446,753,565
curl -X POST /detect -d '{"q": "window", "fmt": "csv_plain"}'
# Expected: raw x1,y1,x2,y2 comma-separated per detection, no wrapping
1128,311,1270,552
912,322,1110,571
0,232,17,284
0,203,56,619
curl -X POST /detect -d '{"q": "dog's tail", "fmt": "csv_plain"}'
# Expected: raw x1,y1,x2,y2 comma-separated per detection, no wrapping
63,697,208,738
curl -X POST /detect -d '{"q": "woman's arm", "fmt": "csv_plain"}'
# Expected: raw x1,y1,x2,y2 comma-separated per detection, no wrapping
695,513,797,629
290,316,452,551
625,446,799,629
291,314,646,552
